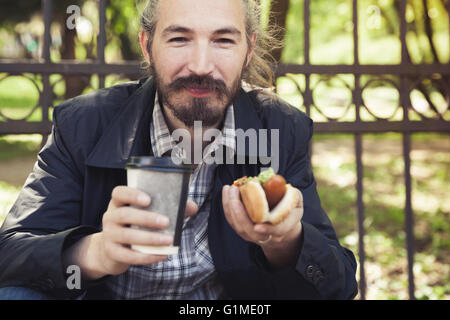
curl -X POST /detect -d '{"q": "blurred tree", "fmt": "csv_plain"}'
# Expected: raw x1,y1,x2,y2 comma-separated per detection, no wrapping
107,0,141,61
0,0,84,99
0,0,42,22
393,0,449,119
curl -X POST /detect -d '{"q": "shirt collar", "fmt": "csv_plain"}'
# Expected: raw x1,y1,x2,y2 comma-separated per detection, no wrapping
150,93,236,162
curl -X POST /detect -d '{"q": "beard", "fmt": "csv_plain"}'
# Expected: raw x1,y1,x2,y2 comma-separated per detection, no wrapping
152,65,242,128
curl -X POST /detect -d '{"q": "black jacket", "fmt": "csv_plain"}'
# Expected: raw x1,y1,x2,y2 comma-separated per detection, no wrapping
0,77,358,299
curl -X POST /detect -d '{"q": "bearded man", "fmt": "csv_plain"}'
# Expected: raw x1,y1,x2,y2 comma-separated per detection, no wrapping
0,0,357,300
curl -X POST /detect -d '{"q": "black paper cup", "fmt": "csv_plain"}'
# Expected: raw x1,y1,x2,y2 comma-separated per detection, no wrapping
126,156,193,255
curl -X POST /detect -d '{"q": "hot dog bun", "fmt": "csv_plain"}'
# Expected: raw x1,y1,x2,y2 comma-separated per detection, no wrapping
238,177,299,224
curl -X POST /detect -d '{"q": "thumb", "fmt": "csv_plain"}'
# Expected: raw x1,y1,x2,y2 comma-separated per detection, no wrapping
185,200,198,218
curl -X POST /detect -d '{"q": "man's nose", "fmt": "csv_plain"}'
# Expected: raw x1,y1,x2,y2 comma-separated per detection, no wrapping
187,41,214,76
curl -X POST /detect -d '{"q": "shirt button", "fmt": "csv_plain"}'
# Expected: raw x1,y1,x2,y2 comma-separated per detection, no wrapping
313,270,324,284
306,265,315,278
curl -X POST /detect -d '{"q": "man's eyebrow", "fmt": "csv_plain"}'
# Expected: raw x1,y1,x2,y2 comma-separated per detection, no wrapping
213,27,242,37
162,25,193,37
161,25,242,37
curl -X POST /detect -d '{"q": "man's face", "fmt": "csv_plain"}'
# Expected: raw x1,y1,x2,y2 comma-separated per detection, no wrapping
146,0,253,128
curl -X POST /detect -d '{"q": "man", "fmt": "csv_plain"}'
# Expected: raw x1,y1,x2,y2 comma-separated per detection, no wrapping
0,0,357,299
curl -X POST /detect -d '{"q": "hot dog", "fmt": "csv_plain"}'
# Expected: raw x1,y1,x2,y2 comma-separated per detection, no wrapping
232,168,300,224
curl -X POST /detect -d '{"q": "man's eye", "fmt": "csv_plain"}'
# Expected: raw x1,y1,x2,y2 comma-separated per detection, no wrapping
216,38,234,44
169,37,188,43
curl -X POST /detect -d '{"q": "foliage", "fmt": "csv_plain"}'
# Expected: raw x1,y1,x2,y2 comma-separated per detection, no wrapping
282,0,449,64
0,0,83,26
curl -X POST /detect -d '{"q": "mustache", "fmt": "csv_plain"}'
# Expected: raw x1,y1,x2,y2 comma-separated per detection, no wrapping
169,74,229,96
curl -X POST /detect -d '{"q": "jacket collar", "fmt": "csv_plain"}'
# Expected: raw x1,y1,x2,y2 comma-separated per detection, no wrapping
86,78,265,169
86,77,156,168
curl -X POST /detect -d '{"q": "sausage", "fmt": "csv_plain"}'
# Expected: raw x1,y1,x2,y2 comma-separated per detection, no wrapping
262,174,287,209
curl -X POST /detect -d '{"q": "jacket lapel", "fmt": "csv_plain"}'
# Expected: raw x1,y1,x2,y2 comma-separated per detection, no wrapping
208,88,277,297
86,77,156,169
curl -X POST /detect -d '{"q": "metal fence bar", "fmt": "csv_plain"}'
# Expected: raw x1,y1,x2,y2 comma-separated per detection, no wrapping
304,0,313,158
304,0,310,66
2,119,449,135
0,61,142,76
353,0,359,66
276,63,449,76
352,0,366,300
42,0,52,63
312,120,450,133
303,0,312,116
355,133,366,300
40,0,53,148
1,61,447,77
98,0,107,89
403,132,415,300
399,0,416,300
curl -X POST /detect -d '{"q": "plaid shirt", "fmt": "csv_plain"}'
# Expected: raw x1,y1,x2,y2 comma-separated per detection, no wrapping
105,94,236,299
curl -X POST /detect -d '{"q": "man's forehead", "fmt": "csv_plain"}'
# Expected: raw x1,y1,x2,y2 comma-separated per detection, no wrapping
156,0,246,34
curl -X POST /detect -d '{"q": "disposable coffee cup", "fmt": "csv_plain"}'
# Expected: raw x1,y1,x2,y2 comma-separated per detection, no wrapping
126,156,193,255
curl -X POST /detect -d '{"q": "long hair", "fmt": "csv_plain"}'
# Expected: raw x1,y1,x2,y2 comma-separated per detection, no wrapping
140,0,282,89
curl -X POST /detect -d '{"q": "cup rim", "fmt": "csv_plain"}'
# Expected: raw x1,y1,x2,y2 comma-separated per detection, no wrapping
126,156,194,173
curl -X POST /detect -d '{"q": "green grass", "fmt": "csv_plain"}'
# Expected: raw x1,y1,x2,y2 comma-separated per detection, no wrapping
0,134,42,160
311,133,450,300
0,181,20,225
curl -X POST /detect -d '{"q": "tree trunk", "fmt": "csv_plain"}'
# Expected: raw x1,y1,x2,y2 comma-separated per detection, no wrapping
60,26,87,99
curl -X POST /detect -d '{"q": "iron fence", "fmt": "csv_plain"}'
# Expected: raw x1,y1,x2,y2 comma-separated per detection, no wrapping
0,0,449,300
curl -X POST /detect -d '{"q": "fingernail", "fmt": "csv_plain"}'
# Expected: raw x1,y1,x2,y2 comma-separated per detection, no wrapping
138,193,150,204
255,225,266,233
230,186,240,198
160,235,173,244
157,215,170,226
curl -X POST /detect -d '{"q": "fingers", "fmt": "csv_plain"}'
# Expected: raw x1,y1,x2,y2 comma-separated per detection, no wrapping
109,186,150,210
104,206,170,229
185,200,198,218
104,241,169,267
105,226,173,246
222,185,263,243
223,184,304,245
109,186,198,219
253,207,302,237
296,188,303,208
254,188,304,238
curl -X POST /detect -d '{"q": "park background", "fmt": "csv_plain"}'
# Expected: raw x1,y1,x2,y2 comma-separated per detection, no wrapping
0,0,448,299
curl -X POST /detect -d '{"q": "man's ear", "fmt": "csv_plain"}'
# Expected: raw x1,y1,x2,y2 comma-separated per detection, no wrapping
139,29,151,65
245,33,257,68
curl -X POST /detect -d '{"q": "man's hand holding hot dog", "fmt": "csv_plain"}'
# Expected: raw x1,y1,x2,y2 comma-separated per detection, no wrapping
222,169,304,269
